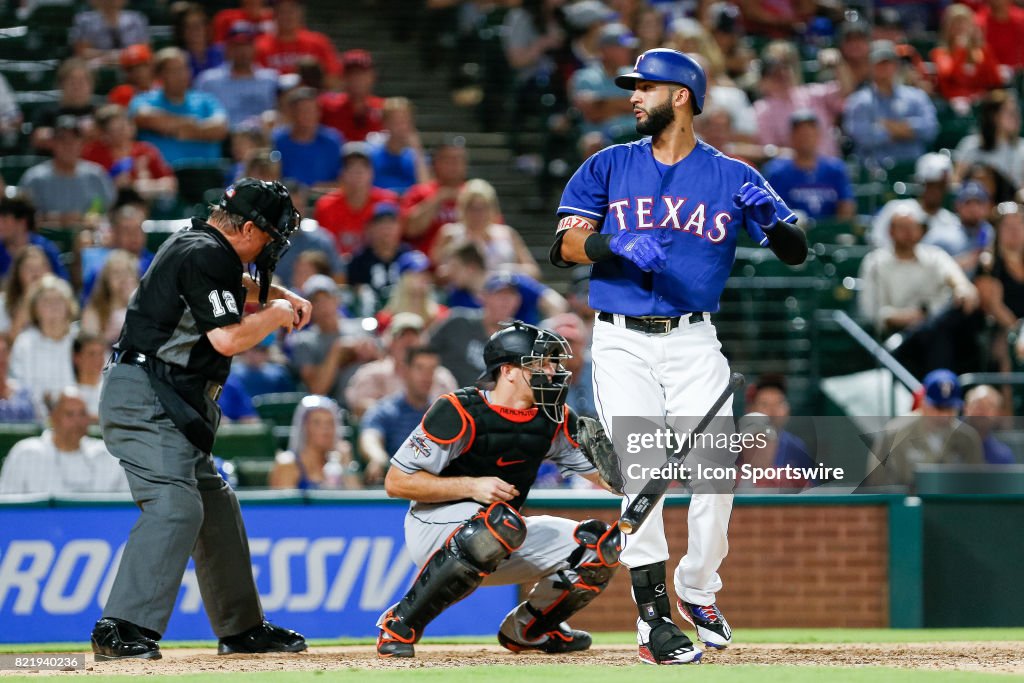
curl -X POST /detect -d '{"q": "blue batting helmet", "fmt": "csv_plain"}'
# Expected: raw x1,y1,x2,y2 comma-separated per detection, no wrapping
614,48,707,114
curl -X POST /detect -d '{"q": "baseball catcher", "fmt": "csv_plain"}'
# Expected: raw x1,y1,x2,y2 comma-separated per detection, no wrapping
376,321,622,657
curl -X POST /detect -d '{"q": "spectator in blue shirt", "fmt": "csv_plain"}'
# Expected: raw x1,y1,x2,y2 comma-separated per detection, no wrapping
568,23,639,142
0,195,69,282
230,334,297,399
367,97,429,194
195,23,279,130
358,346,440,485
129,47,230,167
843,40,938,165
963,385,1015,465
764,110,855,222
746,374,816,475
348,201,411,315
218,373,260,423
272,87,344,191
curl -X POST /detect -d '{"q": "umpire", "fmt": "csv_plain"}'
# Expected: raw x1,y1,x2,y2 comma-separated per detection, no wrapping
91,179,312,660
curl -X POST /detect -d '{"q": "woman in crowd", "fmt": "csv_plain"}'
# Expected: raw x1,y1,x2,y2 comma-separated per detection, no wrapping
377,250,447,331
0,245,52,337
955,90,1024,187
81,250,139,347
172,2,223,79
931,4,1003,102
432,179,540,278
269,395,361,490
977,203,1024,372
9,275,78,414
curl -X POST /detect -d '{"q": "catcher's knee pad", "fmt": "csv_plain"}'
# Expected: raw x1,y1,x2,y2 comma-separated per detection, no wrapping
454,502,527,572
522,519,621,640
383,503,526,637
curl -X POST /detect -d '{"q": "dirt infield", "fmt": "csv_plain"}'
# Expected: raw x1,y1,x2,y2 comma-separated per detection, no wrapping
5,642,1022,676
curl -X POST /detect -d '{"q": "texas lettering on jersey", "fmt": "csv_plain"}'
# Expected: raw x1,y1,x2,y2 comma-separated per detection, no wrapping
557,138,796,316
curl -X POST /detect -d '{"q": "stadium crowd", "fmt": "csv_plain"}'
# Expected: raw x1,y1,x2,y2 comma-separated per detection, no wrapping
0,0,1021,496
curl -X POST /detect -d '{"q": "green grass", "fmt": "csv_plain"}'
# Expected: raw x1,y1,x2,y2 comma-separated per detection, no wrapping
4,628,1023,653
0,666,1021,683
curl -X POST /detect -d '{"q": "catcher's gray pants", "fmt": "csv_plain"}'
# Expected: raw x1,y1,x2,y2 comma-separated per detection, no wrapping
99,363,263,638
404,503,593,641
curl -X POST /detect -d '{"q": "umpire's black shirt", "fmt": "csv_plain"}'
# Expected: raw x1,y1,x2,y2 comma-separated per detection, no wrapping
119,219,245,385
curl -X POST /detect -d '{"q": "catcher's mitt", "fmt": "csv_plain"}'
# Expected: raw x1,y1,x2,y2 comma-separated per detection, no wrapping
577,416,624,494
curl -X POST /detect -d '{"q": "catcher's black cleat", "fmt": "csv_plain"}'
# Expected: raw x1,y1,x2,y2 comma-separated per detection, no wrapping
91,618,162,661
217,620,307,655
377,612,417,658
498,623,593,654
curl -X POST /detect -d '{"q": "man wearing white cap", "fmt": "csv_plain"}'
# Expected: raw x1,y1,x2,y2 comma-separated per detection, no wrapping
869,152,960,249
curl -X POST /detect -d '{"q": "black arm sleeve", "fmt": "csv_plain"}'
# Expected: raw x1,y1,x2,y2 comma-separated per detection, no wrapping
549,230,576,268
766,220,808,266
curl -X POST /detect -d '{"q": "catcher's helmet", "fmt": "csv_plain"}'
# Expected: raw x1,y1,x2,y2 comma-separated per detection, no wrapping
478,321,573,423
614,48,707,114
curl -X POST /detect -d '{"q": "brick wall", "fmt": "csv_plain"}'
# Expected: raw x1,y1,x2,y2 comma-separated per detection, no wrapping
521,503,889,631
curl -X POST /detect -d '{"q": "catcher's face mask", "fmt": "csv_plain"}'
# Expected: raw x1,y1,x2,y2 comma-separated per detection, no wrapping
521,330,573,423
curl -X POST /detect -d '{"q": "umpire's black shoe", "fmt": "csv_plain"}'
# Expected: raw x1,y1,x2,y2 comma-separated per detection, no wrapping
498,623,592,654
217,620,307,655
91,618,162,661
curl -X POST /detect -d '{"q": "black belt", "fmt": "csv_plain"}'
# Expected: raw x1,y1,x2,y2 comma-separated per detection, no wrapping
598,311,705,334
110,349,223,402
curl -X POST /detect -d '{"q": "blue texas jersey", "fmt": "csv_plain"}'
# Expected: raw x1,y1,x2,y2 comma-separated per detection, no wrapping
558,138,796,315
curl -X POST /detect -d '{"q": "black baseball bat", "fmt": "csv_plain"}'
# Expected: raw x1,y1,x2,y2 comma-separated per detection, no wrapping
618,372,745,535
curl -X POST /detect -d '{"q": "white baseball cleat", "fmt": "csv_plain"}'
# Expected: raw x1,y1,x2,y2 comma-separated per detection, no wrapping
676,599,732,649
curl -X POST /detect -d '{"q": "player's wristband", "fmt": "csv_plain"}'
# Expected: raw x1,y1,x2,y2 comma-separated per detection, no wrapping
584,233,615,262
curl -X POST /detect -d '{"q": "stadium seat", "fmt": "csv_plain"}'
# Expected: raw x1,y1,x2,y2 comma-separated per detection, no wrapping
0,60,57,91
14,90,59,125
211,422,277,461
235,458,275,488
0,154,46,185
39,227,76,253
252,392,305,428
0,422,42,462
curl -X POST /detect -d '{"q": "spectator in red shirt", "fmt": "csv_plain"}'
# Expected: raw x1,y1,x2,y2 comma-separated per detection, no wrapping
108,44,155,108
255,0,341,87
975,0,1024,70
933,4,1004,102
313,142,399,258
319,49,384,142
400,141,467,257
212,0,275,44
82,104,178,202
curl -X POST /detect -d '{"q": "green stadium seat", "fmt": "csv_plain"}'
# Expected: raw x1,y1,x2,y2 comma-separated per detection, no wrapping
142,219,187,252
0,59,57,91
0,26,61,60
211,422,276,461
235,458,275,488
806,219,863,245
252,392,305,427
38,227,76,253
14,90,59,125
94,65,120,96
0,154,45,185
0,422,42,463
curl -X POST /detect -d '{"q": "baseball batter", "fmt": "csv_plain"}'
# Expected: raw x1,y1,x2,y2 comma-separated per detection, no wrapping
375,322,621,658
550,48,807,664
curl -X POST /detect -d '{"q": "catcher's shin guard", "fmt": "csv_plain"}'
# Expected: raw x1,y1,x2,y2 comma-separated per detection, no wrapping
499,519,621,653
632,562,700,665
378,502,526,657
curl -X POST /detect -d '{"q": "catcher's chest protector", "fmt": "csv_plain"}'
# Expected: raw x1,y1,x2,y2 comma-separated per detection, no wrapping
440,389,560,508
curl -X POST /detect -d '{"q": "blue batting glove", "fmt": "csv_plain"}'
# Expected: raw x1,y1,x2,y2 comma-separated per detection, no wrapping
610,231,668,273
732,182,776,229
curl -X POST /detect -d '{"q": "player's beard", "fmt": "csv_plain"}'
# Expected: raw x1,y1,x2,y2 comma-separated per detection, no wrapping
636,99,675,136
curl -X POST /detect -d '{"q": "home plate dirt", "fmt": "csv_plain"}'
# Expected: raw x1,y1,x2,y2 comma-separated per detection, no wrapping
5,642,1023,676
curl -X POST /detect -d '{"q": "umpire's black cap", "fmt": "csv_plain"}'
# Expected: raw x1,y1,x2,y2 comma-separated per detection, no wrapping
219,177,299,238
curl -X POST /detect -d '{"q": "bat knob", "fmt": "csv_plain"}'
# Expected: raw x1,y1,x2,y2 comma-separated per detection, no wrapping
729,372,746,390
618,518,635,535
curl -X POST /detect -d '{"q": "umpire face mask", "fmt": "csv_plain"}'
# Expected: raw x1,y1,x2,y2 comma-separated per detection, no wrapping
220,179,301,305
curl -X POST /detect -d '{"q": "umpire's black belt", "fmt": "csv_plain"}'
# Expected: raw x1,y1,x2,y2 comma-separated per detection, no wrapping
598,311,706,335
111,349,224,401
